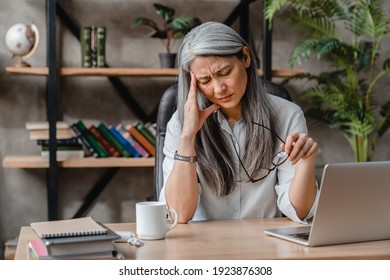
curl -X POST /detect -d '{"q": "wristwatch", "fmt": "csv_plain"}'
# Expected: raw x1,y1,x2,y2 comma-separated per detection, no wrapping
174,150,198,163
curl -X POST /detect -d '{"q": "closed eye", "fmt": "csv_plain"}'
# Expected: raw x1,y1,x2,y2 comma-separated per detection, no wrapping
197,78,210,85
218,69,231,76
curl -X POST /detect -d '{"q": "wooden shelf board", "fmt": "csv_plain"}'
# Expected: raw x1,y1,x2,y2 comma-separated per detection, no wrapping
6,67,304,78
61,68,179,77
6,67,48,76
2,155,155,169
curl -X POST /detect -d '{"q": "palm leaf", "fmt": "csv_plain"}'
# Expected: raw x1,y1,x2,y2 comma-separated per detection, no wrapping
316,38,343,60
383,58,390,72
344,0,368,36
324,0,356,20
363,0,389,38
304,108,339,127
378,100,390,136
283,8,335,38
357,41,374,69
282,70,347,87
289,38,319,66
300,84,346,110
316,39,360,68
264,0,290,26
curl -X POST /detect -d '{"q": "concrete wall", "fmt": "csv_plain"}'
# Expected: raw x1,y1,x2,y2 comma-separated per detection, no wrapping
0,0,389,259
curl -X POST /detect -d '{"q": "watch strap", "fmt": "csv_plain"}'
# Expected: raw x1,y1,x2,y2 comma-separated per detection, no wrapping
174,150,197,163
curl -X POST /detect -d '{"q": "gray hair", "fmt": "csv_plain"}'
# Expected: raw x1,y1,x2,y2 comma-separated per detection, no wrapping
177,21,278,196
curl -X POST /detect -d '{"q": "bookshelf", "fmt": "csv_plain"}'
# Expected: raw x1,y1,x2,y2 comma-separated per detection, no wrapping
3,66,302,169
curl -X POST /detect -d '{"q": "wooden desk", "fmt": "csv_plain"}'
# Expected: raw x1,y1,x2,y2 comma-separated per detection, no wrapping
15,218,390,260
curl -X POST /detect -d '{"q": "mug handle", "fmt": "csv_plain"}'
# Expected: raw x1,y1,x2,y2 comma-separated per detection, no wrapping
166,208,179,232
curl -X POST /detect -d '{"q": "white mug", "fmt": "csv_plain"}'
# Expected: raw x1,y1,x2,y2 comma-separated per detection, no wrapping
136,201,179,240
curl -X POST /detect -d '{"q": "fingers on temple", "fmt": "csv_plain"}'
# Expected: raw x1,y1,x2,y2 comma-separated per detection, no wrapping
188,72,197,100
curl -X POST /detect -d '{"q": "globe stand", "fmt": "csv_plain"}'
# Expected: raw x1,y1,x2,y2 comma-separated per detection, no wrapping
11,56,31,68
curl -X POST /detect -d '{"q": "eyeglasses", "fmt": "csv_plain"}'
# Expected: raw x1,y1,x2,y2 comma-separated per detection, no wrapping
231,121,289,183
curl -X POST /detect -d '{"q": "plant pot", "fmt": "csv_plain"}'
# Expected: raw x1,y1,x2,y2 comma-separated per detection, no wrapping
159,53,177,68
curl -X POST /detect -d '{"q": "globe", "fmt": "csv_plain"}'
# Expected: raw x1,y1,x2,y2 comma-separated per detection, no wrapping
5,23,40,67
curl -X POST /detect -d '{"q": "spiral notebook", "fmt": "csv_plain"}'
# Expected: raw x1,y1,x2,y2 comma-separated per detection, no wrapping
31,216,108,238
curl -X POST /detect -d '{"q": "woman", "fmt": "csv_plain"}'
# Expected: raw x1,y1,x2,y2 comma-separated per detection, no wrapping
160,22,319,224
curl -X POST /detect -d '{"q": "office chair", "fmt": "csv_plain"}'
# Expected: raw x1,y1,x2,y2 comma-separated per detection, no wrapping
153,81,292,200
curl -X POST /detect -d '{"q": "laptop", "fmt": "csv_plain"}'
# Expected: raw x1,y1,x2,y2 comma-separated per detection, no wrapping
264,161,390,246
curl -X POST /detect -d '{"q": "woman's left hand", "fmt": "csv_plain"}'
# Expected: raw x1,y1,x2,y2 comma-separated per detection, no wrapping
281,132,318,165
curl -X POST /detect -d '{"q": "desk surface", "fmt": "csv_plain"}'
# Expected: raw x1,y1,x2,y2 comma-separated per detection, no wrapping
15,218,390,260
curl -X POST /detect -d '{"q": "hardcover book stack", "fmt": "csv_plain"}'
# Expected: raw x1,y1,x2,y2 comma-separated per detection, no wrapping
26,121,84,159
26,120,156,159
71,120,156,158
28,217,121,260
80,26,106,68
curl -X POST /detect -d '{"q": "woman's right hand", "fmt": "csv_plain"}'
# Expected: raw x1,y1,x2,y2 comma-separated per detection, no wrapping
181,72,220,139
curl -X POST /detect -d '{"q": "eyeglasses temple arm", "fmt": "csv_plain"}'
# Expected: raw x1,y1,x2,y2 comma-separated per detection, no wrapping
251,121,286,144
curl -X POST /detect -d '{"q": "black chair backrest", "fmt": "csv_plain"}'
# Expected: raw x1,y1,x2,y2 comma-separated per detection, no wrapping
153,81,292,200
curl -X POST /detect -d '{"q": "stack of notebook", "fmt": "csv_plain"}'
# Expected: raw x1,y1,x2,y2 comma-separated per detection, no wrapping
28,216,121,260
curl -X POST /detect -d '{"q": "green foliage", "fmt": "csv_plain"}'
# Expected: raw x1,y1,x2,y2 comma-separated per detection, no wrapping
132,3,201,53
265,0,390,161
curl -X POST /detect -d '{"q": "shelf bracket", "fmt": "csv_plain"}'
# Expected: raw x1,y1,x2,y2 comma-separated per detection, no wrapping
72,167,120,218
223,0,261,71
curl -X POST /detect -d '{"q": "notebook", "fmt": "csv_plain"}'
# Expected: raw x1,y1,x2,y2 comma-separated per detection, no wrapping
31,216,107,238
264,161,390,246
29,221,121,260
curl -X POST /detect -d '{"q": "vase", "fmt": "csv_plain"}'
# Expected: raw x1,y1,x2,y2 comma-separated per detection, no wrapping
158,53,177,68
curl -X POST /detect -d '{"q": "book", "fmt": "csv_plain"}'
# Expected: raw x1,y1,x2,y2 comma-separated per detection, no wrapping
70,123,98,157
75,120,108,158
135,121,156,146
89,125,121,157
4,237,18,260
97,122,132,157
26,121,70,130
28,239,118,260
40,143,83,151
116,124,150,157
28,128,74,140
108,125,141,157
97,26,106,67
31,216,108,238
125,123,156,156
37,138,79,146
144,122,157,137
80,26,92,68
90,26,98,67
41,150,85,159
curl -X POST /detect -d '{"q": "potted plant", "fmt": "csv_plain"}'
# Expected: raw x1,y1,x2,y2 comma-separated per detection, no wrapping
132,3,201,68
265,0,390,162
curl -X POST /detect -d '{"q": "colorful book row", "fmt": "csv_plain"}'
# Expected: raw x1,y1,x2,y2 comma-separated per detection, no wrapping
70,120,156,158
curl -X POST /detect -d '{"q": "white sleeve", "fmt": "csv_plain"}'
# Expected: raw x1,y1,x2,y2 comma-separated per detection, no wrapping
274,104,319,223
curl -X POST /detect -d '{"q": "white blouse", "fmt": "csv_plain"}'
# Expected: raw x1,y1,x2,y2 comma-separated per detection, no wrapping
160,94,319,223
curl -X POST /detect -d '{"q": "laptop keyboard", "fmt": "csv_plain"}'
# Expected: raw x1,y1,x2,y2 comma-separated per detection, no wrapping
289,232,310,241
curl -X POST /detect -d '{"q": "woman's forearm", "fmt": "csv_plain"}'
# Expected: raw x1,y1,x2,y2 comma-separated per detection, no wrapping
288,159,317,219
164,136,199,223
